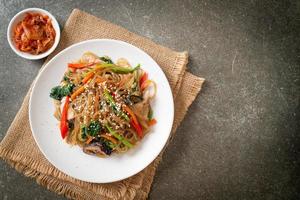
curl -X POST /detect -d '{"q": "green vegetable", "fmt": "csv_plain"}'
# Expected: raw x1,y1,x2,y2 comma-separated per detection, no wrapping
131,81,137,90
82,68,93,78
100,56,113,64
98,137,115,150
134,70,139,91
80,125,88,140
103,90,130,121
111,64,140,74
88,121,101,136
98,137,113,155
63,75,69,82
67,70,73,77
107,142,116,149
100,63,140,74
148,107,153,120
49,83,75,100
105,124,133,148
80,121,102,139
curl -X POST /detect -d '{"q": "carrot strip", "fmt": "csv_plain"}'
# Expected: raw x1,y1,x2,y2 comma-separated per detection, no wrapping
123,105,143,138
82,71,94,84
71,86,85,100
123,105,139,125
86,135,94,144
101,134,118,144
68,62,95,69
148,118,157,126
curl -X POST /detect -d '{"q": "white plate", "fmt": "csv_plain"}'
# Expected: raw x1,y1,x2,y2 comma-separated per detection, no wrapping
29,39,174,183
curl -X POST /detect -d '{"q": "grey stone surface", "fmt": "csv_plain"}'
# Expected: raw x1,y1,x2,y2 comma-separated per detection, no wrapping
0,0,299,199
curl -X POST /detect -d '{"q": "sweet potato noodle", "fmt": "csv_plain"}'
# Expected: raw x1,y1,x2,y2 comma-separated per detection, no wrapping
13,12,56,55
50,52,157,157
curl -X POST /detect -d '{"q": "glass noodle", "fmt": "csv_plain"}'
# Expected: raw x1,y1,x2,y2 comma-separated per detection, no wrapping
50,52,157,157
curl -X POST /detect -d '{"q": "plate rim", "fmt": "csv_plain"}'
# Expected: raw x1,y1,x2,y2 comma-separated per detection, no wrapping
29,39,174,183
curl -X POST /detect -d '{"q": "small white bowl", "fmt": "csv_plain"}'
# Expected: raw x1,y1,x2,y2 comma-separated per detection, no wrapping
7,8,60,60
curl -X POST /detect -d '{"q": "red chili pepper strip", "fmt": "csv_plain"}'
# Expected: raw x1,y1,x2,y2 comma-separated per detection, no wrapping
130,120,143,138
60,96,69,139
140,80,150,91
139,72,148,87
123,105,143,138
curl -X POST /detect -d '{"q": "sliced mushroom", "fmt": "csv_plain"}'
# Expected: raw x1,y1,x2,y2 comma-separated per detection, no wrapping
132,100,150,120
83,142,106,156
131,99,150,130
129,95,143,104
83,139,113,156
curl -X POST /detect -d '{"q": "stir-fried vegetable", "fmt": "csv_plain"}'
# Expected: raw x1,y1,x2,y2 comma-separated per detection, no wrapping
94,63,140,74
100,134,118,144
88,121,102,136
86,135,94,144
83,138,113,155
80,125,88,141
82,71,94,84
148,118,157,126
139,72,148,87
68,62,96,69
69,65,140,102
51,52,158,157
123,105,143,138
98,137,113,155
68,61,140,74
105,124,133,148
148,107,153,120
140,80,153,90
60,96,69,139
128,94,143,104
71,85,85,100
50,83,74,100
110,64,140,74
99,56,113,64
81,121,102,139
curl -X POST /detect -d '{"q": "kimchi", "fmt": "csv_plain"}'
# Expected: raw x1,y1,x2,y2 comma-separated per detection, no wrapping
13,12,56,55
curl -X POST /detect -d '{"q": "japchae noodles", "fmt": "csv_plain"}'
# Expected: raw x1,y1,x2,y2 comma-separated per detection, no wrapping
49,52,157,157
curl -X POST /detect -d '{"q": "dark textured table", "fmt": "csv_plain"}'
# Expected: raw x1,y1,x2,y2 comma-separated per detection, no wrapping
0,0,299,199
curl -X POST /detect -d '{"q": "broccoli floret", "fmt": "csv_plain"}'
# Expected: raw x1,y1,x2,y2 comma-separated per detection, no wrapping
49,83,74,100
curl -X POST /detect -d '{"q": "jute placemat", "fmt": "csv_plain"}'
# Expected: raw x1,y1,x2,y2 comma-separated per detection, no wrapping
0,9,204,199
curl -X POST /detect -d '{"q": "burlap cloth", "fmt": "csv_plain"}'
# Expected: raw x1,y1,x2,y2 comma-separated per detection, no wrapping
0,9,204,200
